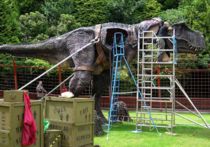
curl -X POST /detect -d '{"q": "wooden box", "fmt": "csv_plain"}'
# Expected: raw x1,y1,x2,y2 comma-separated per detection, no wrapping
49,121,94,147
3,90,28,102
0,100,43,147
45,97,94,125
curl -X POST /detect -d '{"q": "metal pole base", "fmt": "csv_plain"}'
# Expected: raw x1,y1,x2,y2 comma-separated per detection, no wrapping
131,129,142,133
165,132,176,136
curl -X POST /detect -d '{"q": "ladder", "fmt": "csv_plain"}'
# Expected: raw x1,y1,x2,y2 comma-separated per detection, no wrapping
136,30,176,132
109,32,124,123
107,32,124,139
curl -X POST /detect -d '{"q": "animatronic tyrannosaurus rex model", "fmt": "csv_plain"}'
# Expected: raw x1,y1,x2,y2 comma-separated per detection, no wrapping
0,18,206,123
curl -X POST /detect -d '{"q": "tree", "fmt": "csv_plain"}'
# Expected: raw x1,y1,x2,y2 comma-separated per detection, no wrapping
0,0,20,44
16,0,44,14
131,0,162,23
41,0,75,25
47,14,81,36
72,0,109,26
19,11,49,43
160,8,187,24
157,0,180,10
160,0,210,68
180,0,210,67
107,0,162,24
107,0,142,23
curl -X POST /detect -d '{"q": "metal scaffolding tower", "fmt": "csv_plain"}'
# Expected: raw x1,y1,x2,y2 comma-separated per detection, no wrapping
136,30,176,132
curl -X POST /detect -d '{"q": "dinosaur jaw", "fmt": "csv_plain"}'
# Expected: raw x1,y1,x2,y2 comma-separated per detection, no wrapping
176,39,204,53
173,23,206,53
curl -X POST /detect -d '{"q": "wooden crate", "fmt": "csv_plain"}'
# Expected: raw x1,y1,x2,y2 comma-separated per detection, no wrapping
0,100,43,147
49,121,94,147
44,129,62,147
45,97,94,125
3,90,28,102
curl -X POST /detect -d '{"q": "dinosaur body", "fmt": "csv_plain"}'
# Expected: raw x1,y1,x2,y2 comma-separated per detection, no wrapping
0,18,206,125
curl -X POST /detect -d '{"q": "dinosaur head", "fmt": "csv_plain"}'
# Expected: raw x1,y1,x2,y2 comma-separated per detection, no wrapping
173,22,206,53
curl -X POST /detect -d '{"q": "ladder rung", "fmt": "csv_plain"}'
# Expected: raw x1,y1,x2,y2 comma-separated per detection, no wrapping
137,99,172,103
142,106,151,108
139,49,173,51
139,62,173,64
139,36,173,39
141,87,173,90
137,118,172,121
137,112,173,116
112,87,119,90
143,97,153,99
144,55,153,58
142,81,153,83
144,42,153,45
143,68,152,70
143,93,151,95
138,74,173,77
136,124,173,128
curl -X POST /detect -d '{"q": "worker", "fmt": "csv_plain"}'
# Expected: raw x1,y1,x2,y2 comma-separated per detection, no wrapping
157,21,172,62
36,81,47,98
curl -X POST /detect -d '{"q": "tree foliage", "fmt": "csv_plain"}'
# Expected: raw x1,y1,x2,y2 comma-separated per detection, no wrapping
107,0,161,23
19,11,48,43
72,0,109,26
157,0,180,10
16,0,44,14
0,0,20,44
41,0,75,25
0,0,209,68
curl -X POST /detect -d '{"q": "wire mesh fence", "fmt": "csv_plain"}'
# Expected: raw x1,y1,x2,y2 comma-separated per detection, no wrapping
0,58,210,110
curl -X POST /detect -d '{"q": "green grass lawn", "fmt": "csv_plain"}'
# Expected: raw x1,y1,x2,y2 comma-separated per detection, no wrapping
94,111,210,147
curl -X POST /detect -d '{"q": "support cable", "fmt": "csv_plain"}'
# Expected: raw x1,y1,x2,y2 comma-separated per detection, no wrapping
175,79,210,129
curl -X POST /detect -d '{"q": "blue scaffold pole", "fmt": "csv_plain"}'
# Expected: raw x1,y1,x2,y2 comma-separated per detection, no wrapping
173,30,177,64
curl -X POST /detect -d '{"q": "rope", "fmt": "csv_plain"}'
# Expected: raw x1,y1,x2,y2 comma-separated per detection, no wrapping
18,38,99,90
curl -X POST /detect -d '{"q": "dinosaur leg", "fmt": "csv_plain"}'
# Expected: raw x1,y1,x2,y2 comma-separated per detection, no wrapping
66,30,95,97
92,70,110,124
69,70,93,96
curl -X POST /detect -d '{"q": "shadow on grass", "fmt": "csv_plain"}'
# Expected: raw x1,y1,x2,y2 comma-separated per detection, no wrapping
174,125,210,139
106,122,210,139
